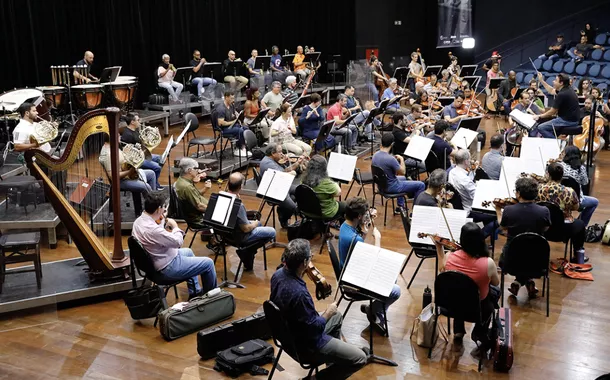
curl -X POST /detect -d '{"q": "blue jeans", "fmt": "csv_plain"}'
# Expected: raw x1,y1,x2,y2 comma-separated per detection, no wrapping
538,53,559,61
371,283,401,322
238,224,276,268
579,195,599,226
331,124,358,150
567,49,580,61
366,82,379,102
158,248,217,296
222,124,247,147
386,177,426,208
531,117,579,138
140,154,162,189
120,169,155,193
192,77,217,97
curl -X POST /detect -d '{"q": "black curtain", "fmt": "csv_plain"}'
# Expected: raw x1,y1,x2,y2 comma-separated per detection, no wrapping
0,0,356,106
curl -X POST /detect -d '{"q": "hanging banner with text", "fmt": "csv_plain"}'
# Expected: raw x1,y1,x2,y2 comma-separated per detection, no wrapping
437,0,473,48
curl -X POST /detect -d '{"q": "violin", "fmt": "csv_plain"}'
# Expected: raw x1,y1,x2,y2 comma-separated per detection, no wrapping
417,232,461,251
481,197,518,209
519,172,548,183
468,159,480,172
305,262,332,300
437,188,454,208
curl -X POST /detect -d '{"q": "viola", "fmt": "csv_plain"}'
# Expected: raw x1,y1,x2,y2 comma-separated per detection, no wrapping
417,232,461,251
481,197,518,209
305,262,332,300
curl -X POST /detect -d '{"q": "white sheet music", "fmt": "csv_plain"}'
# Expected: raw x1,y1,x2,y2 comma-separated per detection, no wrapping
509,109,537,129
175,120,191,146
341,242,406,297
327,152,358,183
160,135,174,165
404,135,434,162
500,157,545,197
211,192,236,226
520,136,560,166
409,205,468,245
472,179,511,212
257,169,295,201
451,128,479,149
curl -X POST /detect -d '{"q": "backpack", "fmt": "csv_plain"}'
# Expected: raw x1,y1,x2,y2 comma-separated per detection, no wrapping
214,339,275,377
585,223,604,243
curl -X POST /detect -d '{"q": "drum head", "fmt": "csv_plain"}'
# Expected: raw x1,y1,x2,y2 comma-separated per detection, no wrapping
36,86,66,92
0,88,44,113
115,76,136,82
72,84,103,90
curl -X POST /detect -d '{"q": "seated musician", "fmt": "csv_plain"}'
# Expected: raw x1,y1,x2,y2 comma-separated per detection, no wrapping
222,50,248,92
538,33,567,61
496,177,550,298
270,103,312,156
190,50,218,100
537,163,587,263
481,134,504,180
13,103,52,155
299,93,327,145
132,191,217,300
560,146,598,227
448,149,498,237
175,157,211,227
270,45,291,83
372,134,425,213
120,113,163,190
443,92,469,131
423,74,440,94
407,51,424,91
497,71,517,114
415,168,452,208
530,74,580,138
577,77,592,97
246,49,261,78
485,61,502,90
382,78,409,114
406,104,433,135
462,86,483,115
430,120,457,170
243,87,270,140
227,172,276,270
157,54,183,103
390,112,426,171
344,85,361,115
301,155,346,220
261,81,283,118
338,197,401,334
270,239,367,379
327,94,358,154
282,76,299,106
260,143,301,228
432,222,500,345
293,45,310,82
214,91,250,158
73,50,98,83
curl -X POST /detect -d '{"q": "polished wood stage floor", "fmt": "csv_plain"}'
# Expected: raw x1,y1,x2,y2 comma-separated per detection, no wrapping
1,115,610,380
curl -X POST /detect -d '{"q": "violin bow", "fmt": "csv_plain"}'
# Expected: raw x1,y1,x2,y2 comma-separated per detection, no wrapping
437,203,456,242
538,146,546,173
500,159,512,196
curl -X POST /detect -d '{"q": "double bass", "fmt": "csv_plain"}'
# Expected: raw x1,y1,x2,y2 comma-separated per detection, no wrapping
374,61,391,98
574,113,605,155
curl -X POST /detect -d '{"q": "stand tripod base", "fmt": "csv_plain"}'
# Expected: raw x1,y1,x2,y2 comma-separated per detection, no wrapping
265,241,287,250
367,354,397,366
218,280,246,289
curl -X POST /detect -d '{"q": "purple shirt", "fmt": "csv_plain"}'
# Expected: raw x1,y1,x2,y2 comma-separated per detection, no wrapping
132,213,185,271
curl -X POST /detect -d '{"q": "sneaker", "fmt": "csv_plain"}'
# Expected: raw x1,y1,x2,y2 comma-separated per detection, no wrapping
238,148,251,158
394,207,404,215
156,185,165,191
233,148,241,157
508,280,520,296
526,280,539,299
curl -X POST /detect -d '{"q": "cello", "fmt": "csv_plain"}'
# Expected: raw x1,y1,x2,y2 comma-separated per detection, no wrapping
574,114,605,155
374,61,391,98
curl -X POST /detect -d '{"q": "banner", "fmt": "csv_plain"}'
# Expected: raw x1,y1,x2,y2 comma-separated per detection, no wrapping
437,0,473,48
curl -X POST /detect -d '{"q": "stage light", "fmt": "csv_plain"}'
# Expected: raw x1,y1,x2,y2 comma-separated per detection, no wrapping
462,38,475,49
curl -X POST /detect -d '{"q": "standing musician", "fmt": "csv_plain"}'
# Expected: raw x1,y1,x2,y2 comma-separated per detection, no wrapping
270,45,292,83
223,50,248,92
530,73,580,138
485,61,503,88
157,54,183,103
190,50,218,100
447,55,461,92
243,87,270,140
327,94,358,154
270,239,368,380
292,45,310,82
73,51,98,83
407,51,424,91
497,70,518,114
482,51,502,72
13,102,52,154
120,113,163,190
369,55,387,102
270,103,312,156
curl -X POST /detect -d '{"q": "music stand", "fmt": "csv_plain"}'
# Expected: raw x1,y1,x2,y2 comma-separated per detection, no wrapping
282,54,295,72
292,94,311,110
304,52,321,66
392,67,410,88
99,66,121,83
203,193,245,288
202,62,222,83
463,75,481,89
489,77,503,90
423,65,443,78
362,106,383,160
315,120,335,156
438,97,454,107
459,65,478,77
456,116,483,131
225,60,245,81
512,87,525,101
377,98,391,113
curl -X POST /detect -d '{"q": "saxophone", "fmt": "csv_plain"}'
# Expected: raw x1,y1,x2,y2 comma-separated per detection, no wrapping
139,124,161,160
122,143,146,180
31,117,59,145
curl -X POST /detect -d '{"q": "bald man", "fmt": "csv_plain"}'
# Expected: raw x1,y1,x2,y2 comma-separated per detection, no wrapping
73,51,98,83
498,70,517,114
223,50,248,91
293,45,310,82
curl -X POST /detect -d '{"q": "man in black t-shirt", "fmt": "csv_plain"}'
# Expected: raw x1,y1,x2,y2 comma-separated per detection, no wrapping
531,73,580,138
190,50,218,100
214,91,250,158
414,169,452,208
497,177,550,299
538,34,567,61
120,113,163,190
568,35,604,63
73,51,98,83
391,113,426,172
430,120,457,170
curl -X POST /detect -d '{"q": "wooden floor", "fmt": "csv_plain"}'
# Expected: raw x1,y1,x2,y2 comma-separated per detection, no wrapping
1,115,610,379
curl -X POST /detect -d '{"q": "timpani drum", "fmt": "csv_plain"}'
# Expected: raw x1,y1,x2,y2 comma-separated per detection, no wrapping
36,86,66,109
72,84,103,110
115,76,137,83
103,80,138,108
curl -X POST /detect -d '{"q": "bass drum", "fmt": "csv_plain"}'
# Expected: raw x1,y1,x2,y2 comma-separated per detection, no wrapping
0,88,45,115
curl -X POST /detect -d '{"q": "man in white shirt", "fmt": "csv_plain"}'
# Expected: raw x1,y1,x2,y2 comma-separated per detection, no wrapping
13,102,52,154
157,54,183,102
132,191,217,299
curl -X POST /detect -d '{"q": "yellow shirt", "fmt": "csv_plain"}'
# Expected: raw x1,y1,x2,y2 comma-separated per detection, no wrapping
293,53,306,71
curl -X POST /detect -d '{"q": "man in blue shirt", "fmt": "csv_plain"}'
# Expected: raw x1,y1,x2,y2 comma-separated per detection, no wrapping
381,78,409,114
270,45,291,83
443,93,468,130
270,239,367,379
371,134,425,211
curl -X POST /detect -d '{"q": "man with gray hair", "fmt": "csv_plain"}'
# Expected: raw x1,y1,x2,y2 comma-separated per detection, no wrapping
415,168,453,207
175,158,212,229
261,81,284,119
381,78,410,114
270,239,368,379
158,54,183,102
327,93,359,154
282,75,299,106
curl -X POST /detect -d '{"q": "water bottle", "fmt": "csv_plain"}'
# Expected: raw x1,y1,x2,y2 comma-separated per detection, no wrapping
422,285,432,309
337,141,342,154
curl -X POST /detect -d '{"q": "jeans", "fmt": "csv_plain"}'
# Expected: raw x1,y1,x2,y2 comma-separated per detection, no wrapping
353,110,380,140
530,117,579,138
385,177,426,208
158,81,183,101
371,283,401,322
538,53,559,61
238,224,276,268
315,313,368,380
221,124,247,147
140,154,162,189
366,82,379,102
567,49,582,61
469,210,498,239
120,169,155,194
405,157,426,172
579,195,598,226
331,124,358,150
158,248,217,296
192,77,217,97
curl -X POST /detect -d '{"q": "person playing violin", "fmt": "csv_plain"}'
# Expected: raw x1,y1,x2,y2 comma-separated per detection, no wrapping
462,86,484,116
382,78,410,114
338,198,400,335
496,177,550,299
415,168,454,208
423,74,441,94
443,92,470,132
406,104,433,134
508,92,543,135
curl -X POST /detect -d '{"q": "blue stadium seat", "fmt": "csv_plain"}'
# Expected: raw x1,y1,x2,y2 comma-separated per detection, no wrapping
563,60,576,74
598,82,608,92
604,50,610,61
601,65,610,79
534,58,543,70
516,72,524,84
595,34,607,45
542,59,554,71
589,64,602,78
575,62,588,76
523,73,534,84
591,49,604,61
552,60,564,73
546,76,554,87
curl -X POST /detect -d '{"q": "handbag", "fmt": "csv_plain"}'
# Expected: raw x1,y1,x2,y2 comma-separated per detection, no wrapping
410,303,438,348
123,286,163,320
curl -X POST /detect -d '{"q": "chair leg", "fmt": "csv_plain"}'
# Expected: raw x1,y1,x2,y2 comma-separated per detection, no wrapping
343,300,355,318
501,271,505,307
173,285,178,299
263,245,268,271
447,316,451,335
384,198,388,226
345,180,355,199
189,230,199,248
234,261,243,283
400,249,414,275
267,347,283,379
407,258,425,289
546,275,550,317
542,275,546,297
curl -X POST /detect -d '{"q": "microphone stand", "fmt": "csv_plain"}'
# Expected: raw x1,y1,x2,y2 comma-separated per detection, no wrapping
65,67,76,126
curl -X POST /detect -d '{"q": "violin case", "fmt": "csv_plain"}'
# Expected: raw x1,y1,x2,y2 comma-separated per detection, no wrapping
197,312,271,359
492,307,514,372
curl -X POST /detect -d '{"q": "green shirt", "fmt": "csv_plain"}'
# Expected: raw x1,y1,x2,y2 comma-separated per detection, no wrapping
175,177,208,226
313,178,340,218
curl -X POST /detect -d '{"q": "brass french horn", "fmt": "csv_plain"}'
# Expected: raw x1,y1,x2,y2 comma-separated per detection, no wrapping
139,124,161,160
31,116,59,145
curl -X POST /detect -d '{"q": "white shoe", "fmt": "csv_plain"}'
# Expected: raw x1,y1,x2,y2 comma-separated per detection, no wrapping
238,149,251,158
233,149,242,157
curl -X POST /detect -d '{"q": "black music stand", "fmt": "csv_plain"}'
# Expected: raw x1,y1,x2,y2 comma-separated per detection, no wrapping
99,66,121,84
202,63,222,83
314,120,335,156
363,106,383,159
423,65,443,78
489,77,503,91
203,193,244,289
459,65,478,77
282,54,295,72
392,67,410,88
292,94,311,110
456,116,483,131
256,170,291,249
438,97,455,107
225,61,245,82
463,76,481,89
333,113,359,155
304,52,321,67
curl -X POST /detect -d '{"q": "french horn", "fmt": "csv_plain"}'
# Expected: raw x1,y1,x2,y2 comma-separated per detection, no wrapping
122,143,146,179
139,124,161,160
31,117,59,145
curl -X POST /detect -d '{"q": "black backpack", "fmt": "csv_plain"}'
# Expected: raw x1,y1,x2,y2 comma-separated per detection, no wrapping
585,223,604,243
214,339,275,377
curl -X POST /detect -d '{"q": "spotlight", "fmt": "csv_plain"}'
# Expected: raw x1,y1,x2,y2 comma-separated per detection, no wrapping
462,38,475,49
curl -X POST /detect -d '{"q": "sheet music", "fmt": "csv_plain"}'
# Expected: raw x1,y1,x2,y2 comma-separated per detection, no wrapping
160,135,174,165
175,120,191,146
409,206,468,245
257,169,295,201
327,152,358,183
341,242,406,297
500,157,545,197
520,136,560,165
472,179,511,212
509,109,537,129
211,192,236,226
404,135,434,162
451,128,478,149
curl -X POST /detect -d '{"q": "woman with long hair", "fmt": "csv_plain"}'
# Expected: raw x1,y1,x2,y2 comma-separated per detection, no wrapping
243,87,269,140
560,145,599,226
577,77,592,97
301,155,346,219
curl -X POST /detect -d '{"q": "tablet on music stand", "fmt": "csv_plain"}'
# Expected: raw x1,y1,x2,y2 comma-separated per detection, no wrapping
460,65,478,77
463,75,481,89
99,66,121,83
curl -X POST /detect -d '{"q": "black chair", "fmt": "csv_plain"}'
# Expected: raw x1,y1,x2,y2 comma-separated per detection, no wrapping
474,166,490,181
184,112,217,158
295,184,342,255
263,300,321,379
538,201,572,261
501,232,551,317
344,168,373,200
210,108,240,171
0,232,42,293
561,176,581,200
430,271,485,372
398,208,438,289
371,165,409,226
153,69,170,104
424,150,442,174
244,129,261,182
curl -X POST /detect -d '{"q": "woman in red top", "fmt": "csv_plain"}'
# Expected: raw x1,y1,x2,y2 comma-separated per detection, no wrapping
244,87,269,140
433,222,500,345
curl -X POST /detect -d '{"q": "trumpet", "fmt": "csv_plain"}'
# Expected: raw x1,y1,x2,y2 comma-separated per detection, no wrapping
31,116,59,145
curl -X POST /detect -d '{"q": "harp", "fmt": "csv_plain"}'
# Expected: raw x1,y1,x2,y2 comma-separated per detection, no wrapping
24,107,129,274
